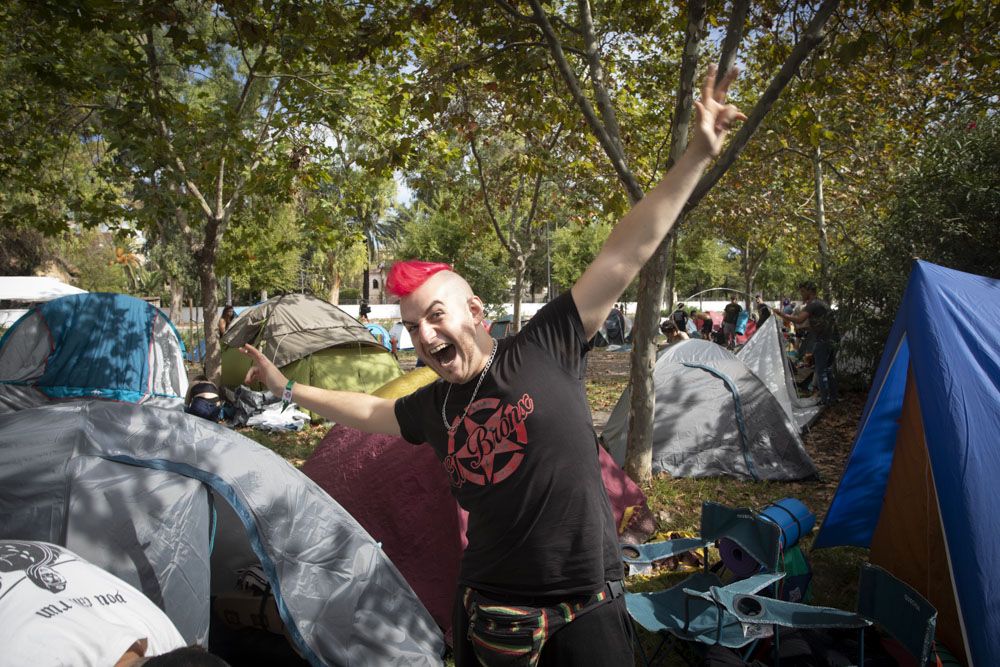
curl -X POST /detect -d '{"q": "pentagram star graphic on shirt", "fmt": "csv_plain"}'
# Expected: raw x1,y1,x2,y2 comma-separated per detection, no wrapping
457,412,525,481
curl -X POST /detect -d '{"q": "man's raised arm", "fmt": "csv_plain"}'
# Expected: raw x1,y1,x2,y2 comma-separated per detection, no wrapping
240,344,401,436
571,65,745,339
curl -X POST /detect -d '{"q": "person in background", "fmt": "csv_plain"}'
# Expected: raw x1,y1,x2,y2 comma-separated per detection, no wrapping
722,295,742,349
692,308,714,340
218,305,236,338
670,302,690,334
358,301,371,324
754,295,771,327
658,319,689,350
777,281,838,405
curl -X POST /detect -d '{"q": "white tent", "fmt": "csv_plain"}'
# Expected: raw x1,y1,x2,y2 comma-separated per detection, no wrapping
736,315,821,430
0,276,86,302
389,321,414,351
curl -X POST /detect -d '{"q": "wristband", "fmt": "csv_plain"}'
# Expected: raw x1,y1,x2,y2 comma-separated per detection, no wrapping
281,380,295,412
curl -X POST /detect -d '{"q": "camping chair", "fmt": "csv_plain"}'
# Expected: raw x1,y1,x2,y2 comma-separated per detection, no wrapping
625,502,786,665
622,501,783,579
857,563,937,666
629,562,937,667
628,571,872,666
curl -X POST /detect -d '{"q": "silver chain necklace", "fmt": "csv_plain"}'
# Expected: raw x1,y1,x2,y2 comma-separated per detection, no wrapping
441,339,498,433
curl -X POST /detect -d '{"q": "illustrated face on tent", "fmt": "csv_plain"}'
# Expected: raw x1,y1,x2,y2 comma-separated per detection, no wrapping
400,271,487,384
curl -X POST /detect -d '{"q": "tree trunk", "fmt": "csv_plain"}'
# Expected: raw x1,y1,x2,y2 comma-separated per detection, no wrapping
666,231,678,310
328,273,342,305
168,280,184,324
198,260,222,384
813,143,830,298
511,253,526,334
260,288,268,301
624,234,672,485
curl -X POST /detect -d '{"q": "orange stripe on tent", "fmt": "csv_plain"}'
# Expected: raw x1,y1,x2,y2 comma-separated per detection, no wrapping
870,369,968,665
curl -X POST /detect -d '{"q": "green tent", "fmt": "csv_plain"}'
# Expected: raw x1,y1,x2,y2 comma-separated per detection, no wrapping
221,294,401,414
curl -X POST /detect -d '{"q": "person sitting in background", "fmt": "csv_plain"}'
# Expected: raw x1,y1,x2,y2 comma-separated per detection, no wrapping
0,540,188,666
657,319,689,350
185,375,222,422
218,305,236,338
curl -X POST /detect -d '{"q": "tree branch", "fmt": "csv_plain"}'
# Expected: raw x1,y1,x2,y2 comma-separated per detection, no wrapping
717,0,750,80
578,0,624,159
683,0,841,214
469,132,513,254
525,0,643,202
667,0,707,167
141,29,215,222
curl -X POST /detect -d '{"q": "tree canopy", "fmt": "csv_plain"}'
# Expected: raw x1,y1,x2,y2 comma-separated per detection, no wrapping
3,1,997,469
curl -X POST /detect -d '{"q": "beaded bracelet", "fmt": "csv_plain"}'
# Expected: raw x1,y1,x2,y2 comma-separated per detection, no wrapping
281,379,295,412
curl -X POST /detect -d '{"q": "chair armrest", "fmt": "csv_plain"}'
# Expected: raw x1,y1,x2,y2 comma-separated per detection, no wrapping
621,537,709,565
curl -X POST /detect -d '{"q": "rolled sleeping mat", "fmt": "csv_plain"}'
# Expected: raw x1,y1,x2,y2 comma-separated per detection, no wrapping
718,537,762,578
718,498,816,576
758,497,815,552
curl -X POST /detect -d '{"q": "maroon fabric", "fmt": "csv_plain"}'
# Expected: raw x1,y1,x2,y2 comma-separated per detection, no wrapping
302,425,649,637
699,311,756,344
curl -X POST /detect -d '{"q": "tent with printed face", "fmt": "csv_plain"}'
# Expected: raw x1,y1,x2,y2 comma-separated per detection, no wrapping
302,368,653,638
0,400,445,666
0,293,187,414
601,325,817,480
814,261,1000,666
220,294,401,403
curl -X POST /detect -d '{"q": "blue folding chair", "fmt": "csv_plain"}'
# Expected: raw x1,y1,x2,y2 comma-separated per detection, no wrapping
857,563,937,666
622,501,782,579
624,502,786,665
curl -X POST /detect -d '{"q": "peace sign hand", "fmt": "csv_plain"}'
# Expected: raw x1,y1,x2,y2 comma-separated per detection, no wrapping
692,64,747,158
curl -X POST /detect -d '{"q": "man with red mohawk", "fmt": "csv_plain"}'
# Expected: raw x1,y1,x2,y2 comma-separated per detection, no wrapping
243,66,744,665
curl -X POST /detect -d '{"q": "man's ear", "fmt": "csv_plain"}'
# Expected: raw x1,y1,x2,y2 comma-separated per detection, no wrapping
468,295,485,323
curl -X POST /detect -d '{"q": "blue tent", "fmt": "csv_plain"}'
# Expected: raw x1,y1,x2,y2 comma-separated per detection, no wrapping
364,322,392,350
814,261,1000,666
0,293,188,413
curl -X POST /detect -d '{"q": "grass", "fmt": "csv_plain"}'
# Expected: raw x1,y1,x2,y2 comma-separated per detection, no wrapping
235,348,869,664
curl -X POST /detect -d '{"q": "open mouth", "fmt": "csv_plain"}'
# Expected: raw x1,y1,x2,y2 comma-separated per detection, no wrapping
429,342,457,367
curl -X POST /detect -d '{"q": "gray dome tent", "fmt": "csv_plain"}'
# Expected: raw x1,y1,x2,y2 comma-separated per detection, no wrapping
602,333,816,480
0,401,444,666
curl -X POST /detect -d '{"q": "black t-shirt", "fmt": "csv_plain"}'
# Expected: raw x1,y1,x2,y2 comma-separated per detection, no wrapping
395,292,623,598
803,299,833,342
757,302,771,326
671,309,688,330
723,302,742,324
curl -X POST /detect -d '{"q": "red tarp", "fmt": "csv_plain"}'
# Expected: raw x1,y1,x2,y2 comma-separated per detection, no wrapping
302,425,650,637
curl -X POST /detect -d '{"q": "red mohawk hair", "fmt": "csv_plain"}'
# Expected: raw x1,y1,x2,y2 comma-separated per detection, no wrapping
386,260,452,297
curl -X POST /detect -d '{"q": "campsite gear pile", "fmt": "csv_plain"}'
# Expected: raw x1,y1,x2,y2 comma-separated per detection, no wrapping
220,293,401,420
602,315,819,480
0,292,188,414
624,502,940,667
0,401,445,665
